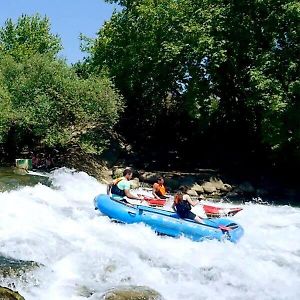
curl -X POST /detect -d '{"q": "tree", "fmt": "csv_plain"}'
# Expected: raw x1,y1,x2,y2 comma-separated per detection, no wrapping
0,53,123,156
0,14,62,61
0,75,13,143
87,0,300,171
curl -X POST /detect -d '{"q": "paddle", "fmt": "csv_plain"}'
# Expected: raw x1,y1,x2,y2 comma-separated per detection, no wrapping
199,221,232,232
219,225,232,231
204,219,232,231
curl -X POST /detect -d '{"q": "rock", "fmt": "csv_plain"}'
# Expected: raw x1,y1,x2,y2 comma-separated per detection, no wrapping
190,183,204,194
99,285,164,300
222,183,232,192
209,177,224,190
99,167,113,184
0,256,40,278
187,189,198,196
201,182,217,194
129,178,140,189
112,167,124,178
139,172,158,183
0,286,25,300
208,178,232,192
12,168,28,176
226,191,239,197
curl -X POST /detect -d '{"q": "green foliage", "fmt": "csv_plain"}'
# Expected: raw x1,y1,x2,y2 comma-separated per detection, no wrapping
0,14,62,61
88,0,300,169
0,77,14,143
0,54,123,154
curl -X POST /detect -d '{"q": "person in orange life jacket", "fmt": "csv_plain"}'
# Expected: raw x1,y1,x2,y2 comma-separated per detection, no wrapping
152,176,168,199
172,187,203,224
107,168,143,202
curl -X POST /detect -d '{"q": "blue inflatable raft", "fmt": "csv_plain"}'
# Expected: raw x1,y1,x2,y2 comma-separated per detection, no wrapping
94,194,244,243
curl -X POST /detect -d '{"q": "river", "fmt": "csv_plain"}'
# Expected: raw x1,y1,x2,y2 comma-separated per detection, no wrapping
1,167,300,300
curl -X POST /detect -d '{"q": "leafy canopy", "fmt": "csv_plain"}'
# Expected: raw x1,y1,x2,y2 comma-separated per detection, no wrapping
0,14,62,60
87,0,300,169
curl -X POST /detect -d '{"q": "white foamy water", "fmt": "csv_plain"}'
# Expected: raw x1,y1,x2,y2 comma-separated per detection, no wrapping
1,168,300,300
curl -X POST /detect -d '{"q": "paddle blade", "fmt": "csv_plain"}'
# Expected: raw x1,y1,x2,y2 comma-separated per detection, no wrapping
219,225,232,231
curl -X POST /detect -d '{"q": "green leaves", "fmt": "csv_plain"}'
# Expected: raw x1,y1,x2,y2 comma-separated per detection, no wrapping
0,14,62,61
87,0,300,169
0,55,123,156
0,14,124,156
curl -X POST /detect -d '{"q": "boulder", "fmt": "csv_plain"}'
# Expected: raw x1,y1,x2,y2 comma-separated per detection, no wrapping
112,167,124,178
0,286,25,300
0,256,40,278
190,183,204,194
209,178,232,192
201,182,217,194
139,172,158,183
129,178,140,189
99,285,164,300
209,177,224,190
187,189,198,197
222,183,233,192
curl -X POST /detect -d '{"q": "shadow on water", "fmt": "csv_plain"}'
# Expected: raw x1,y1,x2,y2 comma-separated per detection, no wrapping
0,167,51,192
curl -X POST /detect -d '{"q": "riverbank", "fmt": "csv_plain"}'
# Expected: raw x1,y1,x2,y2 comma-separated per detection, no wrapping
59,151,300,205
3,146,299,205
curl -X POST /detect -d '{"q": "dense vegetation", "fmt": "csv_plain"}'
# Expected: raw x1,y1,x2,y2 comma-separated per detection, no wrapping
0,15,123,160
0,1,299,182
83,0,299,176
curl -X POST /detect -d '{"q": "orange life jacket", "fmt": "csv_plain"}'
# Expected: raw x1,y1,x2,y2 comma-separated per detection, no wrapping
154,183,166,196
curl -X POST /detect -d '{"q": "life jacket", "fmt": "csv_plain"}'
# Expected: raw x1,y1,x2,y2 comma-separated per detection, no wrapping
110,177,126,197
154,183,166,196
175,200,191,218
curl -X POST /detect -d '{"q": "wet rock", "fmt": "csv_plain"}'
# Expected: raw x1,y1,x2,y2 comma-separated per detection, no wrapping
0,286,25,300
99,285,164,300
0,256,40,278
112,167,124,179
12,168,28,176
190,183,204,194
130,178,140,189
187,189,198,197
139,172,158,182
209,177,225,190
222,183,232,192
226,191,239,198
76,285,94,298
201,182,217,194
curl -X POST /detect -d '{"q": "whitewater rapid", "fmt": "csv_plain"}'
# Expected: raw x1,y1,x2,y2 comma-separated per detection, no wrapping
0,168,300,300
